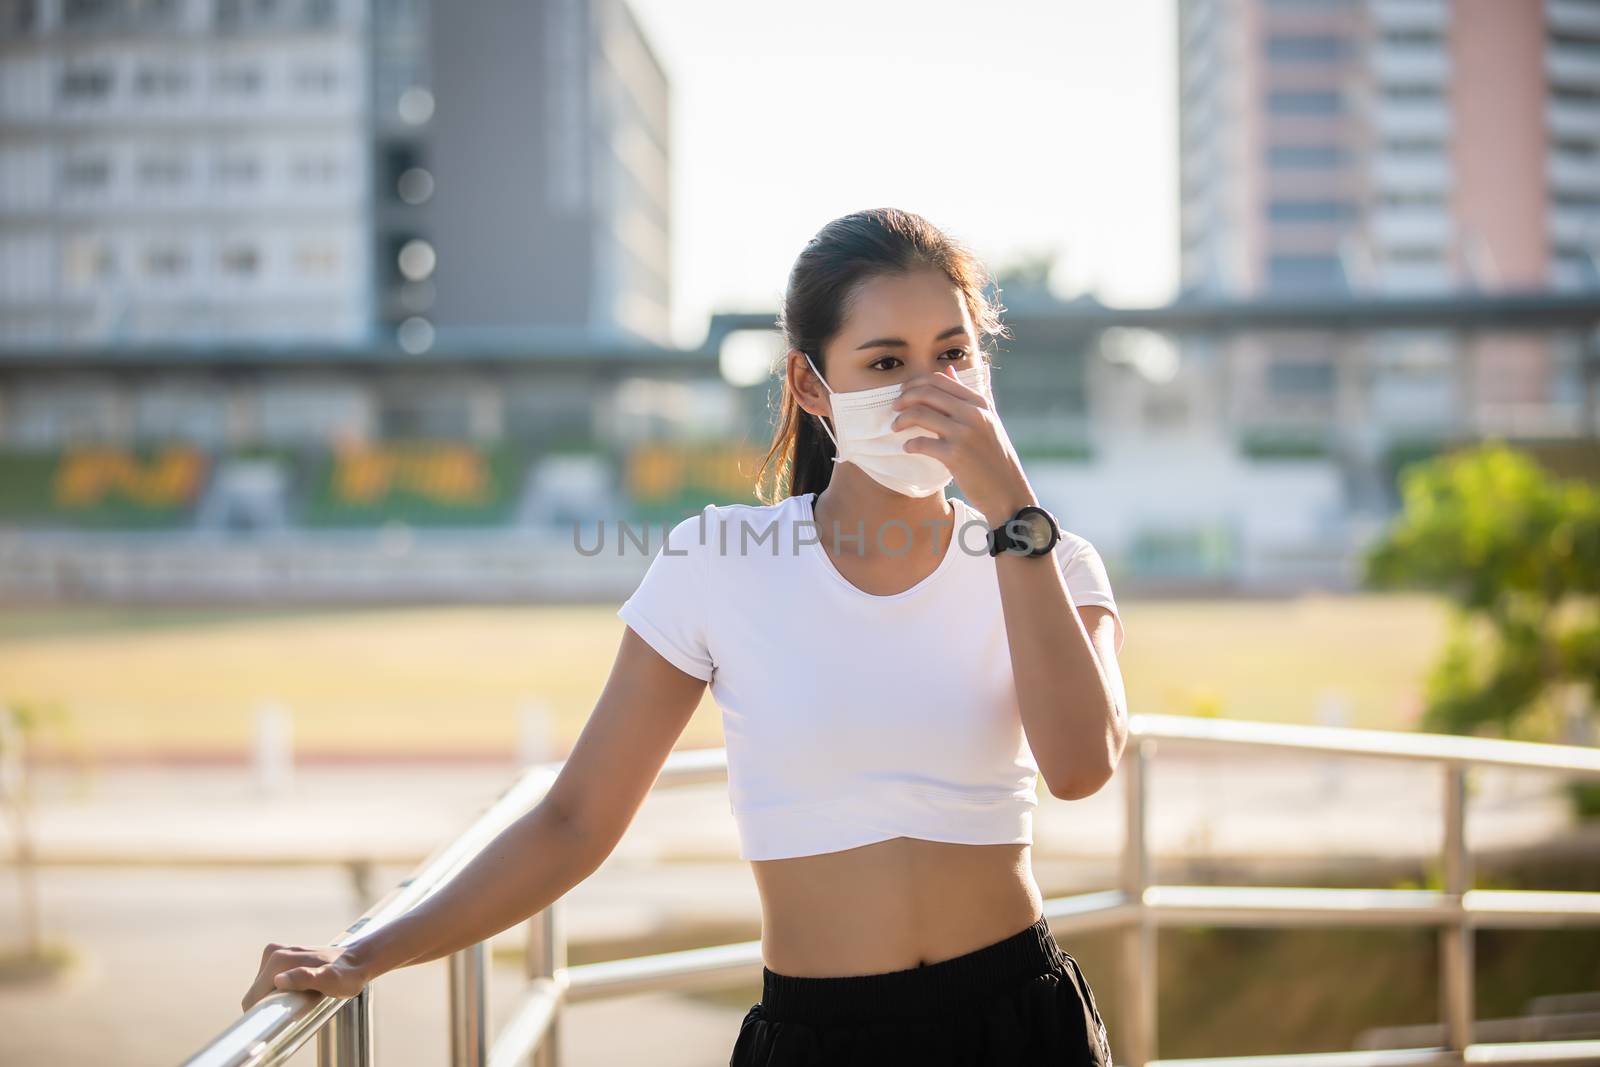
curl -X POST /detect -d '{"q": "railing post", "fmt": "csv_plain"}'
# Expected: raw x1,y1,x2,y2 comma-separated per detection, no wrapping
317,986,374,1067
450,942,489,1067
1441,762,1474,1052
526,901,567,1067
1120,737,1157,1067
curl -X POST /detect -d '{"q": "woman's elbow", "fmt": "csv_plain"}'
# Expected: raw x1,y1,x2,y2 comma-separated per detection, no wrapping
1045,743,1125,801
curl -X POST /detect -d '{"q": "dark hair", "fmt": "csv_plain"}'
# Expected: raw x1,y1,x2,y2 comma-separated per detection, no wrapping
753,207,1010,504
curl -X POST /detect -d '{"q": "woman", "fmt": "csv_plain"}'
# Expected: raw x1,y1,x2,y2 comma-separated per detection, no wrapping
240,207,1127,1066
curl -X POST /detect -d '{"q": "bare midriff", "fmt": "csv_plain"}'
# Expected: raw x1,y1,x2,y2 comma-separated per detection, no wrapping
750,836,1045,977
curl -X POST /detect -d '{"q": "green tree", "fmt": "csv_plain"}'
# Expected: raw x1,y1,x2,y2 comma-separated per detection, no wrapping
1362,441,1600,814
991,248,1061,298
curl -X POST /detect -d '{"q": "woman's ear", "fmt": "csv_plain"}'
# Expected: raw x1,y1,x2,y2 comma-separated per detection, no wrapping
788,348,830,421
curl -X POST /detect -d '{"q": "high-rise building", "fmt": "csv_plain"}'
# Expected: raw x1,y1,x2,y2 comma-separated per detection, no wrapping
423,0,672,349
1178,0,1600,297
0,0,671,350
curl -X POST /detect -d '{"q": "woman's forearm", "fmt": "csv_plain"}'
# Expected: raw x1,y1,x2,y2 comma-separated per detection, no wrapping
342,799,603,978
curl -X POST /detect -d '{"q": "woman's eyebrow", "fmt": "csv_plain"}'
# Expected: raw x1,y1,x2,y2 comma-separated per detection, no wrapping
853,324,968,351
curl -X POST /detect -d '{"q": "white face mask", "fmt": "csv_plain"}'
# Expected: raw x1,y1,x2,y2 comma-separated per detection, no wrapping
804,351,990,498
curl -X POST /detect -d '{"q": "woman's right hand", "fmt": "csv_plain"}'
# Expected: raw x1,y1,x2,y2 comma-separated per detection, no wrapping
240,941,374,1012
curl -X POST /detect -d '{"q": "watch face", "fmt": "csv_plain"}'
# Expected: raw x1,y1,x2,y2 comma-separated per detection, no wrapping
1020,511,1054,551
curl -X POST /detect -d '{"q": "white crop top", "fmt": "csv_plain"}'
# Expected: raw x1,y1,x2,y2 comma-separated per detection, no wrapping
615,491,1124,862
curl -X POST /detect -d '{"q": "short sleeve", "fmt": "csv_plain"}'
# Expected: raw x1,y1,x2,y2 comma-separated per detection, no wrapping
1058,534,1124,655
616,505,717,681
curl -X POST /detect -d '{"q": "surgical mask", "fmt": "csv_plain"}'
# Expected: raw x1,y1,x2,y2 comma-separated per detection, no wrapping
803,352,990,498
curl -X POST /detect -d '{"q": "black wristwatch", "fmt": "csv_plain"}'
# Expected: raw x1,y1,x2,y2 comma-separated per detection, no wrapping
987,505,1061,557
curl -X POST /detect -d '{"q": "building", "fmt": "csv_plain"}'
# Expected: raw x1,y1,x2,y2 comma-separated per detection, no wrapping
422,0,672,350
0,0,672,351
1163,0,1598,543
1179,0,1600,297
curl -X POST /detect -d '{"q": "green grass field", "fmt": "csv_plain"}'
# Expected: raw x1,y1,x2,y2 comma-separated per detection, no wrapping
0,592,1451,760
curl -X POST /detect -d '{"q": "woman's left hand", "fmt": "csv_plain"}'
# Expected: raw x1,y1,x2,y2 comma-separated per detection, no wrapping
890,368,1038,527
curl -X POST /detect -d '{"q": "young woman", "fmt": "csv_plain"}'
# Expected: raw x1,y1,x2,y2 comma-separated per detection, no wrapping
240,207,1127,1066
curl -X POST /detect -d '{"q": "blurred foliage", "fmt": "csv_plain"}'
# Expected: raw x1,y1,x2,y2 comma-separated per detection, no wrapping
991,247,1061,296
1362,441,1600,817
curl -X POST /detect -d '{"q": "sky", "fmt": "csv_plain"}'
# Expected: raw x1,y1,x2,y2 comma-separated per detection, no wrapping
624,0,1179,349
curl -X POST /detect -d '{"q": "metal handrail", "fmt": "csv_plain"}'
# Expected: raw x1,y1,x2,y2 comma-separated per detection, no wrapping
181,713,1600,1067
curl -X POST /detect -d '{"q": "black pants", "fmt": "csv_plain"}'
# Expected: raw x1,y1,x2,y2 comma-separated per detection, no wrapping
729,915,1113,1066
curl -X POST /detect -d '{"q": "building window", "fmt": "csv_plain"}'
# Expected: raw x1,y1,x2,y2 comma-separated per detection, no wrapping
144,245,189,277
1387,247,1444,264
63,236,115,284
291,154,340,183
134,64,189,96
1265,34,1347,61
1267,359,1336,397
1551,33,1600,59
219,243,260,277
295,243,340,275
1266,90,1342,115
1267,144,1344,168
72,0,180,21
1268,199,1357,222
60,155,112,189
1383,137,1446,156
215,153,260,185
292,65,340,93
1555,249,1598,270
217,0,338,28
61,0,117,25
1381,189,1447,208
1382,29,1443,48
1384,84,1444,101
1552,86,1600,104
1267,254,1347,292
215,65,263,95
2,0,38,31
138,154,189,187
60,64,114,100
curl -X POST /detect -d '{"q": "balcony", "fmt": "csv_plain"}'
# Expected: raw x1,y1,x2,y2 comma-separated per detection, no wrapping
1549,43,1600,90
1371,208,1452,247
1550,0,1600,36
1550,152,1600,195
1549,99,1600,143
1371,0,1448,33
1373,46,1450,87
1373,154,1452,193
1551,204,1600,247
1375,103,1451,141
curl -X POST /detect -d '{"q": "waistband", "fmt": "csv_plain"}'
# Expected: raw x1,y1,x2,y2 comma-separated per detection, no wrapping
758,914,1066,1026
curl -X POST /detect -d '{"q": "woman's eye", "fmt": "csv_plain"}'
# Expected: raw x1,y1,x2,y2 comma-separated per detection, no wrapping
870,350,965,370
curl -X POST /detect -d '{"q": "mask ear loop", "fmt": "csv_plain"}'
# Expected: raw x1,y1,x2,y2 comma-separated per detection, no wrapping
802,352,844,465
970,352,994,406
